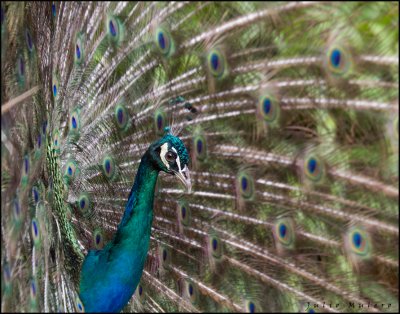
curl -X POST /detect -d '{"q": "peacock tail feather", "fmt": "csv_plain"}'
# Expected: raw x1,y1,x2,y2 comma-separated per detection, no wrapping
1,2,398,313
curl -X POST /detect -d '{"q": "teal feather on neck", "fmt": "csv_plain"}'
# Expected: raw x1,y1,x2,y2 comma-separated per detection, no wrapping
79,134,190,313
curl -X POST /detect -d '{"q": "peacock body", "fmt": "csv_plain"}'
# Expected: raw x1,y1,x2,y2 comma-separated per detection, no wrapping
1,2,399,313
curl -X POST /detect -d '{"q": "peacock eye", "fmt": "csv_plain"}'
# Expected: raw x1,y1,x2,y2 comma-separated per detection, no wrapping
166,151,176,162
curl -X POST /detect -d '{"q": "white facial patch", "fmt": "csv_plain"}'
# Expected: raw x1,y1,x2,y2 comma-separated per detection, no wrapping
172,147,182,172
160,143,170,169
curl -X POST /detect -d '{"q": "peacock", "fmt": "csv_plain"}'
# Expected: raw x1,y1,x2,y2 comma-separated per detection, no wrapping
1,1,398,313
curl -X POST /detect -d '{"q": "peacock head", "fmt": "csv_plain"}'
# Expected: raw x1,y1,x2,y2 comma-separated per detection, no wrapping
149,132,191,193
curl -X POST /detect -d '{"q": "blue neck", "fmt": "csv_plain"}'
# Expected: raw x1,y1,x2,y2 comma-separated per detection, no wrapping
116,152,159,241
79,151,161,312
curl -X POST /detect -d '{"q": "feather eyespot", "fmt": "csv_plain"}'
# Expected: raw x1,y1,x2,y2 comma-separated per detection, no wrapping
13,197,21,221
3,264,11,286
245,300,257,313
241,176,248,190
106,15,123,44
75,33,84,64
42,121,47,135
330,49,341,67
353,232,362,248
109,20,117,36
37,134,42,148
325,45,352,77
212,238,218,250
21,155,30,188
279,223,286,237
52,74,60,99
30,279,37,300
32,186,39,204
258,93,280,123
184,280,198,303
31,282,36,295
24,156,29,173
35,134,43,159
237,172,254,200
76,45,81,59
178,201,190,227
117,109,124,123
31,218,40,244
193,134,207,162
69,109,81,141
18,55,25,76
93,229,104,249
208,233,223,259
75,296,84,313
102,155,116,180
207,49,227,78
346,227,371,258
136,284,145,302
64,160,78,185
248,302,256,313
158,32,165,49
25,29,34,52
210,53,220,71
157,115,163,130
16,54,25,87
154,109,166,135
53,131,61,154
303,155,325,183
263,98,271,114
155,27,174,57
273,218,295,248
114,104,129,131
23,155,30,175
78,193,91,215
51,3,56,17
158,245,171,269
21,155,30,187
197,139,203,153
69,111,80,131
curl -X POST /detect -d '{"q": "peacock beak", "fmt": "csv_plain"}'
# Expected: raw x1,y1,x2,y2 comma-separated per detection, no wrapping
173,165,192,193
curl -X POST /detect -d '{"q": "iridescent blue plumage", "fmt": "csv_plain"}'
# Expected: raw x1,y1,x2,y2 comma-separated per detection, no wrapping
79,134,190,312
